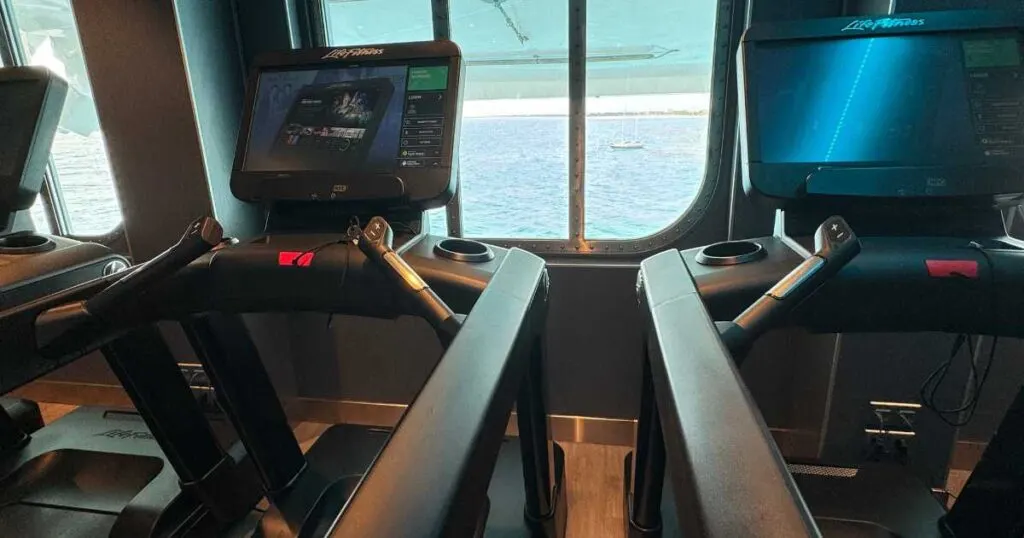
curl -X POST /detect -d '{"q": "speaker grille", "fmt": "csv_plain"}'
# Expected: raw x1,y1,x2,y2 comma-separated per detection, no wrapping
788,464,859,478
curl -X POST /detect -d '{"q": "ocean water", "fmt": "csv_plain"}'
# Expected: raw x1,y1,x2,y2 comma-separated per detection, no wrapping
34,115,709,239
29,131,121,235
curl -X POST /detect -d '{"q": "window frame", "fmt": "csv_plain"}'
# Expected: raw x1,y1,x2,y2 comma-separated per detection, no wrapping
0,0,126,241
322,0,739,254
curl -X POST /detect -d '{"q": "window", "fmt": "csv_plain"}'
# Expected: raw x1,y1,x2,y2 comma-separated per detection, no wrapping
27,196,51,233
324,0,716,242
585,1,715,239
9,0,123,236
426,207,448,236
323,0,434,45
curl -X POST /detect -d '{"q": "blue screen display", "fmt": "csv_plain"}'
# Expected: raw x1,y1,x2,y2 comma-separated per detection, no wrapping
752,35,1011,165
244,65,408,172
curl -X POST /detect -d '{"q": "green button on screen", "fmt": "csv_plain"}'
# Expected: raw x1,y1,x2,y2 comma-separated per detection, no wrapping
408,66,449,91
963,37,1022,69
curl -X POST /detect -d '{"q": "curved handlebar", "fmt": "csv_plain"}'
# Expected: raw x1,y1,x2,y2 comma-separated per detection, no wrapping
36,216,222,356
724,216,860,355
358,216,461,346
84,216,222,321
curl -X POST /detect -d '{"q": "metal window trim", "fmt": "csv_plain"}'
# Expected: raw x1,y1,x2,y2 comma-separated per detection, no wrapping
430,0,462,237
431,0,450,40
311,0,740,255
445,178,463,237
0,0,15,66
568,0,586,251
290,0,326,49
457,0,741,256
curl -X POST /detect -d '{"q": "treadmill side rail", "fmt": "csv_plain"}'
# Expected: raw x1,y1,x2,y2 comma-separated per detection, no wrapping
327,247,548,538
637,249,821,538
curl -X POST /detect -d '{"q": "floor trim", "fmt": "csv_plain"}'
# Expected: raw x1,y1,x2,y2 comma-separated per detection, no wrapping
18,380,980,464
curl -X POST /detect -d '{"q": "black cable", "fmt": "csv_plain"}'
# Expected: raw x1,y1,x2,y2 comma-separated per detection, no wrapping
289,217,362,267
390,221,419,236
287,218,359,329
929,334,978,415
919,334,972,415
326,244,349,330
918,240,1002,427
921,335,999,427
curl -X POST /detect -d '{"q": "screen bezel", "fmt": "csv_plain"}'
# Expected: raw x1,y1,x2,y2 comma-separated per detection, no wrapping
738,11,1024,202
231,41,462,210
0,67,65,214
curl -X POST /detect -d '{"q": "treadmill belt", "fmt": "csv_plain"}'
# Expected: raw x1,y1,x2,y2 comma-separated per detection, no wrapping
0,503,117,538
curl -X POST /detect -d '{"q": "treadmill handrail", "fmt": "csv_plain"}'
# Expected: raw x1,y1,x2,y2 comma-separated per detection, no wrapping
326,247,547,538
0,243,488,394
638,249,821,538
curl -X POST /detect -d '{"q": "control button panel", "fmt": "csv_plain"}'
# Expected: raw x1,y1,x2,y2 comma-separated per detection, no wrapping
826,219,852,244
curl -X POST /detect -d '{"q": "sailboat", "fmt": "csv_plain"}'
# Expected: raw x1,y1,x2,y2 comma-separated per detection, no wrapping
610,116,644,149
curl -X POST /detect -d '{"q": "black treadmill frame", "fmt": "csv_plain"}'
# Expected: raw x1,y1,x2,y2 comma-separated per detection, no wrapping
629,245,1024,537
628,249,820,537
0,244,563,538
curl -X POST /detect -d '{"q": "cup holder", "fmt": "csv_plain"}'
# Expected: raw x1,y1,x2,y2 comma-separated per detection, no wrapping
695,240,765,266
0,233,56,254
434,238,495,263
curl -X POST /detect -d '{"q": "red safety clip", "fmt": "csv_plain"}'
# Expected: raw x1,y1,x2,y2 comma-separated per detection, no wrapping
925,260,978,279
278,251,314,267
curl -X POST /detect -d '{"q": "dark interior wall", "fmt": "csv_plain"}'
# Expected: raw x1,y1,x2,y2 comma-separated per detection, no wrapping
70,0,259,261
174,0,263,240
544,264,644,417
71,0,212,261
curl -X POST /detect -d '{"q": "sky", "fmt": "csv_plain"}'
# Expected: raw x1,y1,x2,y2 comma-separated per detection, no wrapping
325,0,718,103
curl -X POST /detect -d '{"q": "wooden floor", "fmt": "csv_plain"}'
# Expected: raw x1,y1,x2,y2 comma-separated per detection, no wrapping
39,402,77,424
562,442,632,538
292,423,633,536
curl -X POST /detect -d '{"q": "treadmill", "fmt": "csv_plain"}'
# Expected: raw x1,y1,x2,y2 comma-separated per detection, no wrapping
0,67,235,538
2,40,567,537
624,10,1024,538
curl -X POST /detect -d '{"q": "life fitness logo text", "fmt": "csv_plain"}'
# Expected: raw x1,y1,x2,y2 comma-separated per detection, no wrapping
842,17,924,31
321,47,385,60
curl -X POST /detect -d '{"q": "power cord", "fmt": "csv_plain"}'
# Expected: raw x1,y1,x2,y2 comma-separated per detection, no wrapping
919,334,994,427
288,217,361,329
290,217,363,267
283,216,417,330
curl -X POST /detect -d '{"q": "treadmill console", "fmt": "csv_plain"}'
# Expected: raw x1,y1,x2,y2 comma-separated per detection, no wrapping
232,41,463,209
0,66,67,230
739,10,1024,203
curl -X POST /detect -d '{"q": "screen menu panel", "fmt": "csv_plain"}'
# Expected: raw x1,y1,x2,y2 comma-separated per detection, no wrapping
244,63,450,174
751,32,1024,165
398,65,448,168
964,36,1024,157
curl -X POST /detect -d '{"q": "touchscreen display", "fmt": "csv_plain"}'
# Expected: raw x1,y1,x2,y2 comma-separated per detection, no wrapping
751,32,1024,165
244,63,450,173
